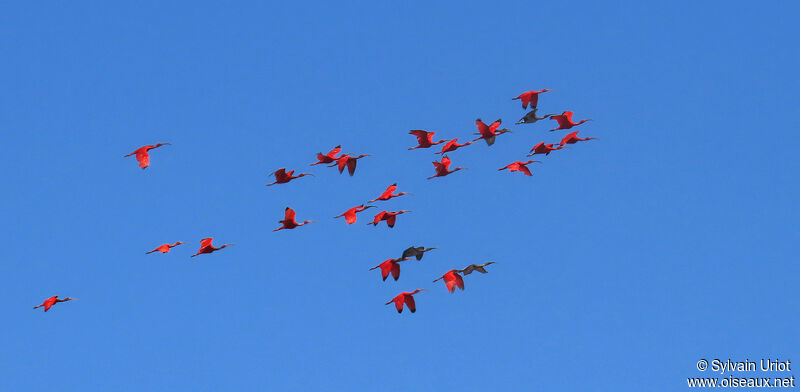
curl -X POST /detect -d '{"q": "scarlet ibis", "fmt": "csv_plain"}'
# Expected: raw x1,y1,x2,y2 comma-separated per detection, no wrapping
408,130,446,150
333,204,375,224
527,142,563,157
191,238,233,257
427,155,466,179
385,289,426,313
549,111,592,132
124,143,170,169
557,131,597,146
33,296,76,312
329,154,371,176
310,145,342,166
369,210,411,228
473,119,512,146
498,160,541,176
433,270,465,293
401,246,436,261
459,261,496,275
516,108,556,125
512,89,551,109
267,168,314,186
369,257,410,281
368,183,411,203
435,138,473,154
145,241,185,254
274,207,313,231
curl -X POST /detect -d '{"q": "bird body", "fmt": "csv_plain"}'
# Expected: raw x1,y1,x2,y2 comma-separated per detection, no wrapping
274,207,313,231
472,119,512,146
369,210,411,228
528,142,563,157
499,160,540,176
459,261,496,275
368,183,410,202
146,241,185,254
334,205,375,224
433,270,465,293
428,155,466,179
369,257,410,281
124,143,170,169
558,131,597,146
512,89,551,109
385,289,426,313
33,295,76,312
401,246,436,261
408,130,446,150
329,154,371,176
436,138,473,154
549,111,592,132
310,145,342,166
191,238,233,257
267,168,313,186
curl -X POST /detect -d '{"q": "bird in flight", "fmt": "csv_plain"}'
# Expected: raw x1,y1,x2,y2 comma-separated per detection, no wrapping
498,160,541,176
368,183,411,203
333,205,375,224
408,130,446,150
274,207,313,231
401,246,436,261
549,111,592,132
33,296,76,312
329,154,371,176
512,89,551,109
527,142,563,157
369,257,410,281
310,145,342,166
267,168,314,186
557,131,597,146
433,270,465,293
369,210,411,228
458,261,496,275
124,143,170,169
473,119,512,146
145,241,185,254
385,289,426,313
191,238,233,257
435,138,473,154
428,155,466,179
516,108,556,125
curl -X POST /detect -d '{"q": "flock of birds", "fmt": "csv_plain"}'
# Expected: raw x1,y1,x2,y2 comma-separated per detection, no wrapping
34,88,596,314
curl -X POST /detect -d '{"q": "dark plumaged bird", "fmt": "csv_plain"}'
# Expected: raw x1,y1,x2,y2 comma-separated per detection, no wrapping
516,108,556,125
459,261,496,275
401,246,437,261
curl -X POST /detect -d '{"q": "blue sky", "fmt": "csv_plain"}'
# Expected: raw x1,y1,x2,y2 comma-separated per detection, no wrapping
1,1,798,391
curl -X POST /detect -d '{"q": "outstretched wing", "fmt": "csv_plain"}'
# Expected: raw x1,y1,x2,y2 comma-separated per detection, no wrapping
488,119,502,132
404,294,416,313
441,156,451,170
344,209,357,224
386,214,397,228
475,120,490,137
460,264,476,275
394,295,405,313
373,211,387,225
328,145,342,157
135,150,150,168
346,158,357,176
401,246,417,259
409,130,429,145
200,238,214,248
390,263,400,280
284,207,296,221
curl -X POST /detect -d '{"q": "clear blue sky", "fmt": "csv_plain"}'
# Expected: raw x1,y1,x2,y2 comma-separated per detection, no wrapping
1,1,798,391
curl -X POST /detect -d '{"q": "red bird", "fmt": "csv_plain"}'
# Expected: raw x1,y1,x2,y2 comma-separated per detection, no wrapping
527,142,563,157
369,257,410,281
267,168,314,186
369,210,411,228
124,143,170,169
408,130,446,150
512,89,551,109
333,204,375,224
473,119,512,146
433,270,465,293
558,131,597,146
498,160,541,176
549,111,592,132
436,138,473,154
274,207,313,231
385,289,426,313
33,296,76,312
329,154,371,176
310,145,342,166
368,183,411,203
191,238,233,257
428,155,466,179
145,241,185,254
